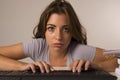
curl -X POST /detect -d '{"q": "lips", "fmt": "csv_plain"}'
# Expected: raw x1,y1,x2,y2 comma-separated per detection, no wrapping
53,43,63,48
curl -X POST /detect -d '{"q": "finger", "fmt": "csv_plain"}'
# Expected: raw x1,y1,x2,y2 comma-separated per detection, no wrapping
35,62,45,73
41,61,50,73
77,60,84,73
85,61,91,70
71,60,79,72
50,66,54,71
29,63,36,73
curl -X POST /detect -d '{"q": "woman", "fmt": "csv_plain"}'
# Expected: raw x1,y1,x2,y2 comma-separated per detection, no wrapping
0,0,118,73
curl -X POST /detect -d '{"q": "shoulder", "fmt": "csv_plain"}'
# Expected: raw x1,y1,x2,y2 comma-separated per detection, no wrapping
23,38,48,52
69,41,96,52
23,38,46,46
22,38,48,58
69,41,96,61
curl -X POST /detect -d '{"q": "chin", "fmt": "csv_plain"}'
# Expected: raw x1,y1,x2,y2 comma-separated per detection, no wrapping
53,47,63,51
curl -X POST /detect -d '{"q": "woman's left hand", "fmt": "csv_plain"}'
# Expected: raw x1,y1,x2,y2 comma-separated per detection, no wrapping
70,60,91,73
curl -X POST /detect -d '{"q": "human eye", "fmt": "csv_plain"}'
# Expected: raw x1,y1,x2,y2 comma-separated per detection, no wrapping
63,27,69,33
47,26,55,32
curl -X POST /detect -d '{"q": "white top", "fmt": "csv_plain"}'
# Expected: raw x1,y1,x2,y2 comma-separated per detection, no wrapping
22,38,96,66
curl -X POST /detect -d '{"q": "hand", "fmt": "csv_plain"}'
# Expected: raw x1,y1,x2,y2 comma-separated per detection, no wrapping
21,61,53,73
70,60,91,73
34,61,53,73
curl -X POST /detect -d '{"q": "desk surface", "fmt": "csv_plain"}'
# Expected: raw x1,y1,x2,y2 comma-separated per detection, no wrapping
0,68,117,80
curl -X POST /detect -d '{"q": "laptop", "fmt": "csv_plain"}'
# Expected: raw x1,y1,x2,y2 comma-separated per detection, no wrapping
0,67,117,80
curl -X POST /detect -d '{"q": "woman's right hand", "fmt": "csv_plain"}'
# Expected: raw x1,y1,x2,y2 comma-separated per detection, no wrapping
21,61,54,73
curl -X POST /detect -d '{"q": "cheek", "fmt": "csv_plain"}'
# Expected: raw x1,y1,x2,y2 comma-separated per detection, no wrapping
45,32,49,43
65,34,72,40
45,32,54,39
64,35,72,44
45,32,54,44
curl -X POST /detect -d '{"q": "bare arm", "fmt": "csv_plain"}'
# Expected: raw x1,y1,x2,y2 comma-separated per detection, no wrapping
0,43,25,59
0,43,53,73
92,48,119,72
0,43,28,71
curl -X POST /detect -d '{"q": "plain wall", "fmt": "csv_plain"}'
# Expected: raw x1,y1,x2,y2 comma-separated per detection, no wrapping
0,0,120,49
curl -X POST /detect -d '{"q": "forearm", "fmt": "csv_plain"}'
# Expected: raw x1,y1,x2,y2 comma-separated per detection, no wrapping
93,57,119,72
0,54,27,71
99,57,118,72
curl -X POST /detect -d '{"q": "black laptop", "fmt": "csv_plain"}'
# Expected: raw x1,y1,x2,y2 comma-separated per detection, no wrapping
0,67,117,80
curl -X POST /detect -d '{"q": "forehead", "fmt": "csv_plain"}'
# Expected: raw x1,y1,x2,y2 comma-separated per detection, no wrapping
47,13,69,25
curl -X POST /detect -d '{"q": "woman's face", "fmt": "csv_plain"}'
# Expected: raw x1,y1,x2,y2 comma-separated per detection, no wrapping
45,13,72,52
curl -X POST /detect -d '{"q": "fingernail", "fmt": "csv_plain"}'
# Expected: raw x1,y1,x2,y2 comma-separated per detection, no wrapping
78,69,80,73
46,70,49,73
33,70,36,73
72,69,76,73
41,70,44,73
50,68,54,71
85,67,88,70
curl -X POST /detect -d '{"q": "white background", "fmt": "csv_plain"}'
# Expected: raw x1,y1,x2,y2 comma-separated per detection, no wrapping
0,0,120,49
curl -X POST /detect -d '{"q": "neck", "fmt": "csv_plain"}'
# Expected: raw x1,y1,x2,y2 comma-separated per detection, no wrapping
49,48,67,59
49,48,68,67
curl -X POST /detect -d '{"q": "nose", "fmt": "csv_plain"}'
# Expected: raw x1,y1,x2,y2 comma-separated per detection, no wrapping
55,29,62,41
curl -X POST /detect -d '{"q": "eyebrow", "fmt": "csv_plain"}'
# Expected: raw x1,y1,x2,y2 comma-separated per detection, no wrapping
47,24,68,27
47,24,56,27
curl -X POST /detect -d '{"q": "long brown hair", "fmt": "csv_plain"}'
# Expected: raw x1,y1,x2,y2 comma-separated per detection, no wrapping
33,0,87,44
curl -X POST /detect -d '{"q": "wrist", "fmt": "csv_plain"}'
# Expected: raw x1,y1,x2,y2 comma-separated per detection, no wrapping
16,61,28,71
